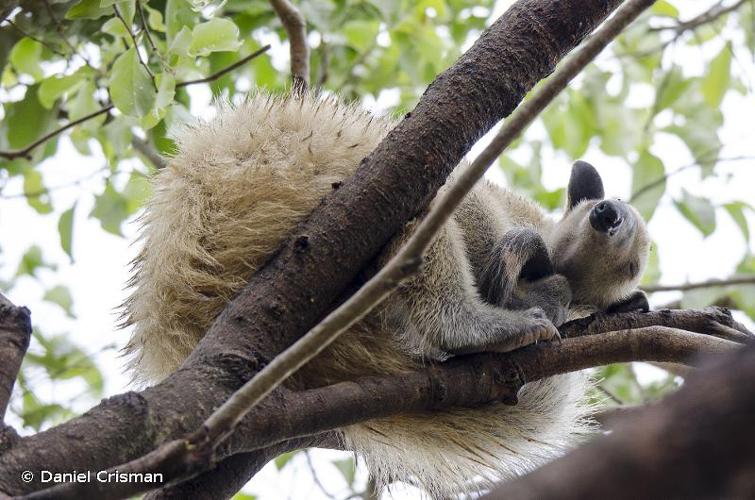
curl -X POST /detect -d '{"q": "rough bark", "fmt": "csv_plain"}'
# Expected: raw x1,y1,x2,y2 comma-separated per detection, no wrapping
484,343,755,500
0,0,627,494
0,294,31,421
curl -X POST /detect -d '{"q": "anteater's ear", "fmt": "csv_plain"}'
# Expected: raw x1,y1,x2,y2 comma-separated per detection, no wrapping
567,160,604,211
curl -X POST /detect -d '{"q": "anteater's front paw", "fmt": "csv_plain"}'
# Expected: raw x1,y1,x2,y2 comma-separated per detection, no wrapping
491,307,561,353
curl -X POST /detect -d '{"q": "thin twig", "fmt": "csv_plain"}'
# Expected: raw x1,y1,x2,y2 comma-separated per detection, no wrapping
0,46,271,161
269,0,309,91
648,0,747,33
630,155,753,202
643,276,755,293
304,450,335,499
0,105,113,161
596,384,624,405
176,45,271,87
0,165,110,199
137,1,158,52
41,0,100,73
113,4,157,90
6,18,67,58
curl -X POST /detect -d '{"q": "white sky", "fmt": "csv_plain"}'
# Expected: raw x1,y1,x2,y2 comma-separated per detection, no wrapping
0,0,753,498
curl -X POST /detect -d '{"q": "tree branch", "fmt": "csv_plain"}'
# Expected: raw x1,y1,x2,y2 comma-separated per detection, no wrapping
560,306,753,344
643,275,755,293
175,45,271,88
648,0,747,33
26,324,742,499
629,155,753,202
483,343,755,500
0,293,32,422
269,0,309,91
131,137,166,170
0,46,271,161
113,5,156,90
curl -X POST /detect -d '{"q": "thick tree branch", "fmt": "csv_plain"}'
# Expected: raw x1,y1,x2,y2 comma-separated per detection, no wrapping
269,0,309,91
29,325,741,499
643,275,755,293
560,306,753,344
0,46,271,161
0,0,645,494
0,293,32,421
483,342,755,500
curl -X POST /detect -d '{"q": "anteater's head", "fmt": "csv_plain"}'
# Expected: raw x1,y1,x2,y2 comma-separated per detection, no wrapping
549,161,650,308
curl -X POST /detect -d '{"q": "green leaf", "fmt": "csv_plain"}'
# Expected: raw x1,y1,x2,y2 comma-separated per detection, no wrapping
58,204,76,262
274,451,297,470
65,0,111,19
21,393,71,431
230,494,256,500
641,242,661,286
69,82,105,130
101,0,136,26
189,18,242,56
123,171,151,212
674,190,716,237
724,202,751,243
10,38,44,80
141,73,176,129
701,43,732,107
16,245,56,277
343,19,380,51
23,169,53,214
145,5,166,32
90,183,130,236
166,0,197,42
730,284,755,320
38,72,87,109
651,0,679,17
110,48,157,118
664,103,722,175
168,26,193,56
332,458,356,486
102,17,132,39
655,66,692,111
5,86,54,149
630,151,665,221
44,285,76,318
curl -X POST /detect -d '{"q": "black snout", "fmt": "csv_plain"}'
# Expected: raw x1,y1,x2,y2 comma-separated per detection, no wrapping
590,200,623,234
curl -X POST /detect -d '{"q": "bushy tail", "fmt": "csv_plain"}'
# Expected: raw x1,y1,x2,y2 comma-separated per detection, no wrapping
342,372,594,498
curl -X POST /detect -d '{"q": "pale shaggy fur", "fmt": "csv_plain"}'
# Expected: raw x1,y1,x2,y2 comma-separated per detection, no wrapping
123,92,597,498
